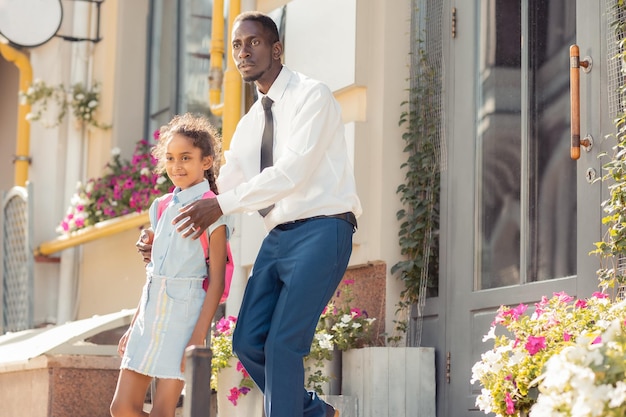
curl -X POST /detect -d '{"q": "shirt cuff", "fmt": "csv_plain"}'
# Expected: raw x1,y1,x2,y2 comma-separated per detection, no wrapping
216,190,240,215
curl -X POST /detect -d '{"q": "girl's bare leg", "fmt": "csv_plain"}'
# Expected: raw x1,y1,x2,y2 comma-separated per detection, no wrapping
149,378,185,417
110,369,152,417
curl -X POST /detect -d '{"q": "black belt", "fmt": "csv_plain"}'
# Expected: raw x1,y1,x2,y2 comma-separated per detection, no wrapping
279,212,357,230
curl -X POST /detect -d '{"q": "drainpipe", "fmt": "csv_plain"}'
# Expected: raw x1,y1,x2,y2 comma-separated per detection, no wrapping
0,43,32,187
208,0,224,117
222,0,241,151
208,0,241,151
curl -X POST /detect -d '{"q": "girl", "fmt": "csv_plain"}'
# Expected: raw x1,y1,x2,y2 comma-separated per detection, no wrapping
110,113,227,417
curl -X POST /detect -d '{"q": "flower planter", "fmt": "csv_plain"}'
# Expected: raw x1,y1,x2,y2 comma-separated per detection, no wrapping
342,347,436,417
216,357,263,417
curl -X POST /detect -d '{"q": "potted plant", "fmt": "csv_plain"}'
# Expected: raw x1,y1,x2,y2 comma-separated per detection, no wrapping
210,315,262,416
304,279,378,396
471,291,625,417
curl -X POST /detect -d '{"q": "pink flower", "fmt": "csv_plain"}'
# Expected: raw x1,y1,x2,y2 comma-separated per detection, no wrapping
536,295,550,309
505,392,515,414
592,336,602,344
503,303,528,321
343,279,355,285
236,361,250,378
216,316,236,334
525,336,546,355
227,387,240,405
575,299,588,309
563,332,572,341
592,292,609,299
553,291,574,303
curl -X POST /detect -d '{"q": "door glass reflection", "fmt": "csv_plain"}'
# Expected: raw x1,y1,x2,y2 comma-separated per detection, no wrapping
476,0,576,289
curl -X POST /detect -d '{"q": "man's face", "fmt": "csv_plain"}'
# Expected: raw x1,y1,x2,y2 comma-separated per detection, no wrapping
231,20,280,87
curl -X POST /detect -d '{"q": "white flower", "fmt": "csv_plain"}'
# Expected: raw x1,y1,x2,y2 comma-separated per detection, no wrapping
474,389,493,414
482,326,496,342
314,333,334,351
88,100,98,108
156,176,167,184
140,167,151,176
608,381,626,408
111,147,121,156
25,113,34,121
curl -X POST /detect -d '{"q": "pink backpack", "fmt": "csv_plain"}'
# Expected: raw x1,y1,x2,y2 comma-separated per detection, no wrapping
156,190,233,303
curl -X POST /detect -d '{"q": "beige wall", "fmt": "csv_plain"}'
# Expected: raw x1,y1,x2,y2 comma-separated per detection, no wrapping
74,0,150,319
78,228,148,318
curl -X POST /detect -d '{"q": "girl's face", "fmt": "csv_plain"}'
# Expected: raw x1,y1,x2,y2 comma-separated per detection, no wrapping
165,133,212,190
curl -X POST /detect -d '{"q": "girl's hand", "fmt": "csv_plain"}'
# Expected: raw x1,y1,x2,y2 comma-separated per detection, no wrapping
136,228,154,263
117,328,131,357
180,335,207,373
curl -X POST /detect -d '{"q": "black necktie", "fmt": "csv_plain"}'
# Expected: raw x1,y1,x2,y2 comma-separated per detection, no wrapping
258,96,274,217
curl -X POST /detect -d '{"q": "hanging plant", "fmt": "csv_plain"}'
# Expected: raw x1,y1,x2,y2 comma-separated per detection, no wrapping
590,0,626,294
19,79,111,130
392,46,440,304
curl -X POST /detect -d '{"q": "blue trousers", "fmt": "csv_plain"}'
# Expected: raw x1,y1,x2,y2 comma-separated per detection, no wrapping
232,217,354,417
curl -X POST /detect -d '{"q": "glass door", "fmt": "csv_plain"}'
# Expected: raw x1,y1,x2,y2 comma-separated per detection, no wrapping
444,0,605,415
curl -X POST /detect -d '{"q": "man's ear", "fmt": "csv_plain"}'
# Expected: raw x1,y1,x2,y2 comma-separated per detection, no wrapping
272,41,283,61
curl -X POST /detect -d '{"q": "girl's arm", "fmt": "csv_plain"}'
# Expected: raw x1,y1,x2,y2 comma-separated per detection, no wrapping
118,298,141,357
181,224,228,371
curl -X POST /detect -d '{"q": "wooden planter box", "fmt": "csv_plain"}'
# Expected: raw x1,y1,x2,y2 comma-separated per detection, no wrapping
342,347,436,417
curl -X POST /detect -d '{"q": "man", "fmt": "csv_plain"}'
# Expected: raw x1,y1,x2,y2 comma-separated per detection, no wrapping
141,11,361,417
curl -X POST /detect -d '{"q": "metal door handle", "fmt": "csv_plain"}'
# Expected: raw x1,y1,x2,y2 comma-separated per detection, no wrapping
570,45,592,160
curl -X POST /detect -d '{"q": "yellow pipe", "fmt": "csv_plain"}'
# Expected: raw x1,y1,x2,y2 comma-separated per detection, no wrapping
208,0,225,116
0,43,32,187
222,0,242,151
208,0,242,151
35,211,149,256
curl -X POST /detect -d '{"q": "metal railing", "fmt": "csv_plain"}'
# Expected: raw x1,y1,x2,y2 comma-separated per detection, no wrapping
2,184,34,334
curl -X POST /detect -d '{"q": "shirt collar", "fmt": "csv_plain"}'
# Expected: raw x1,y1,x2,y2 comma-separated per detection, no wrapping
171,180,210,205
258,65,292,105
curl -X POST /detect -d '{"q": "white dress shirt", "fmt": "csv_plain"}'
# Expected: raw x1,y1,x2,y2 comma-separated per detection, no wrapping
217,66,362,231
